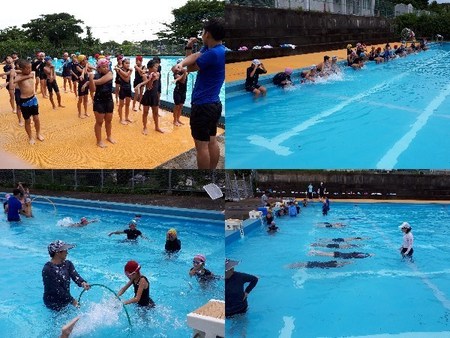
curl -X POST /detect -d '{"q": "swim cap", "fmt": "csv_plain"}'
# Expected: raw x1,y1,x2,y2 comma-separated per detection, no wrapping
122,57,130,63
285,67,293,75
124,260,141,274
39,52,45,57
77,54,86,63
252,59,261,65
63,52,69,57
44,56,52,63
332,56,337,60
399,222,411,230
117,54,124,60
129,219,137,227
94,53,99,59
167,228,177,236
136,55,143,61
176,58,183,64
347,44,352,49
80,217,87,223
97,58,110,68
194,254,206,263
310,64,317,70
48,240,75,255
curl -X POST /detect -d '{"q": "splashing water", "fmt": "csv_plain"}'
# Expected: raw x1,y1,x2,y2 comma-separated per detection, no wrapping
57,217,75,227
70,298,123,337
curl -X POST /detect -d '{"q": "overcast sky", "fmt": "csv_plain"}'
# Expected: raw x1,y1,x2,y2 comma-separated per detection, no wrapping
0,0,189,43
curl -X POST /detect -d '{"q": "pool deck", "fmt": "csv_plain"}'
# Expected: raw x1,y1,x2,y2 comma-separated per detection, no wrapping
0,76,224,169
226,42,400,83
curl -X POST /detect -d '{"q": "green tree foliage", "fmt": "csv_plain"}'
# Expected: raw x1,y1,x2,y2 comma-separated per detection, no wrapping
22,13,84,47
395,12,450,38
157,0,225,43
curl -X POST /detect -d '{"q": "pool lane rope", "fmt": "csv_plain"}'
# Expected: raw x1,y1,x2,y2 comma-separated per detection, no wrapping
78,283,132,327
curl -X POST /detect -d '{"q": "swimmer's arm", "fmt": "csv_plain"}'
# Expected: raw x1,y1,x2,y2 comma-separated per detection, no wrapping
134,65,146,76
13,72,35,84
116,68,132,81
43,66,51,77
91,71,113,86
117,279,133,297
176,52,201,73
108,229,124,236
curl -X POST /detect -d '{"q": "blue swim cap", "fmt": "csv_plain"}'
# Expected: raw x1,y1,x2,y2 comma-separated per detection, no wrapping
176,58,183,64
44,56,52,62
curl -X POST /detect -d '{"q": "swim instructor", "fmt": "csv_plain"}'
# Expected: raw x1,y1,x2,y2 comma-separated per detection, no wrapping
42,240,90,310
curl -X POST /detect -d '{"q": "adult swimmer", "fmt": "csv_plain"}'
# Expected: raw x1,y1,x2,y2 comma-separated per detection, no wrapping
309,250,373,259
286,260,352,269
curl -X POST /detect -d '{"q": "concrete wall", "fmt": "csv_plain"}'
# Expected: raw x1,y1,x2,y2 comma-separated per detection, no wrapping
225,4,396,62
254,171,450,199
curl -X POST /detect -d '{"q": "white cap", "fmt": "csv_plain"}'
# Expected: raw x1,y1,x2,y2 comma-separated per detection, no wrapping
399,222,411,229
252,59,261,65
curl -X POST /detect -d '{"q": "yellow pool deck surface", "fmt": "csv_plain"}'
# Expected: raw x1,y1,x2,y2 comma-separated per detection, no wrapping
0,77,224,169
226,42,400,82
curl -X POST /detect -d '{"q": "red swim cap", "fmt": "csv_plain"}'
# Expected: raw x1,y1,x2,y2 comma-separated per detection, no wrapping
124,260,141,274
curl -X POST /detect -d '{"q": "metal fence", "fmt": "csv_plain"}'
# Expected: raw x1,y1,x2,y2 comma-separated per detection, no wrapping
225,171,255,200
0,170,225,194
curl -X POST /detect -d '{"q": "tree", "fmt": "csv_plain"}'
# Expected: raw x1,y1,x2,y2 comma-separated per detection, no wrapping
157,0,225,44
22,13,84,47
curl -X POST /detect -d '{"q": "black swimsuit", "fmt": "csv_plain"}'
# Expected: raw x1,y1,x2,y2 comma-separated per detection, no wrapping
133,276,155,307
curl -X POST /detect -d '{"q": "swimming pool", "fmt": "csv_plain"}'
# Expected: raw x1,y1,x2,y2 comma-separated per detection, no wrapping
226,202,450,337
0,198,224,337
54,56,226,111
225,43,450,169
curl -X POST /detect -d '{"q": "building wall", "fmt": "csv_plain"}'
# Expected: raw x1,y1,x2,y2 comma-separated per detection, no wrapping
225,4,396,62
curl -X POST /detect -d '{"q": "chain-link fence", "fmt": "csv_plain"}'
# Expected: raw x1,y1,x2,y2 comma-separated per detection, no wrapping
0,170,225,195
225,171,255,201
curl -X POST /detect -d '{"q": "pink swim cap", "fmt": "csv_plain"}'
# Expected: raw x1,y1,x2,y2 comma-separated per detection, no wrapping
97,58,110,68
194,254,206,263
285,67,293,75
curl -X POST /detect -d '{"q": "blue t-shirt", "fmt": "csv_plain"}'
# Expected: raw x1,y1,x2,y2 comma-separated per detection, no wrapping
191,44,225,105
7,196,22,222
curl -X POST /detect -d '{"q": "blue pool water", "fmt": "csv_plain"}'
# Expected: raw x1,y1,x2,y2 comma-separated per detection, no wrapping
54,56,225,112
0,200,224,337
225,43,450,169
226,202,450,337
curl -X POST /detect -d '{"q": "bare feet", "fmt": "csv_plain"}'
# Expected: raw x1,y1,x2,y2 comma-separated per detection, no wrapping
133,107,138,112
37,134,45,141
59,105,65,108
97,141,107,148
120,120,128,125
107,137,116,144
155,128,165,134
177,120,185,125
142,128,148,135
84,113,90,117
173,121,181,126
19,121,24,127
126,119,133,123
79,114,86,119
29,138,36,145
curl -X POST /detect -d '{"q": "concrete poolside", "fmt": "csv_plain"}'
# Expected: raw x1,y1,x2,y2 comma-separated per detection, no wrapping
0,77,224,169
226,42,399,82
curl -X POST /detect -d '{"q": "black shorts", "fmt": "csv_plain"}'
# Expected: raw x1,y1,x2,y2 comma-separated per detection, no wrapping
133,79,142,88
401,248,414,257
20,96,39,120
93,100,114,114
71,75,78,82
14,89,21,106
173,90,186,105
78,82,89,97
190,102,222,142
47,80,59,94
245,84,261,92
39,73,47,80
307,192,313,199
141,90,159,107
119,85,132,100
